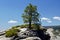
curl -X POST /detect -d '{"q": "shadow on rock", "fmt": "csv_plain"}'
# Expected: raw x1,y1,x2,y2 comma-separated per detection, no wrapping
11,28,51,40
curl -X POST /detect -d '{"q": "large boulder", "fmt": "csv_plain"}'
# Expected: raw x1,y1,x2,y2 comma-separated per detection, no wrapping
46,28,55,40
17,28,50,40
18,29,38,36
17,30,38,39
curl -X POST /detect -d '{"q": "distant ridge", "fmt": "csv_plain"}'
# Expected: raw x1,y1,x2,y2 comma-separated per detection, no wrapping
43,25,60,30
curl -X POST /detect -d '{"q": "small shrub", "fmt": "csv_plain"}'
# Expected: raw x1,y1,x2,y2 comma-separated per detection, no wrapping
5,28,20,37
31,24,41,30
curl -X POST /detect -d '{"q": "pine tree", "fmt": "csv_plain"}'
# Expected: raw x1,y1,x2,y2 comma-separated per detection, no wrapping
22,4,40,29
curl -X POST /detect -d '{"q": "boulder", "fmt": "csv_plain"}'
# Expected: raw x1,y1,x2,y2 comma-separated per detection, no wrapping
18,30,38,38
17,28,50,40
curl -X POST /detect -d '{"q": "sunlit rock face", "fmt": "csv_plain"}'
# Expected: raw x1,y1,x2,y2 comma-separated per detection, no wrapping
20,28,28,32
0,28,50,40
0,35,11,40
18,28,50,40
46,28,55,40
47,28,60,40
1,27,60,40
20,37,41,40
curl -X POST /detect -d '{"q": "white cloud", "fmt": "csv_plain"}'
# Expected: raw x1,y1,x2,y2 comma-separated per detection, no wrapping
41,17,52,23
47,20,52,23
41,17,50,21
53,16,60,21
8,20,18,24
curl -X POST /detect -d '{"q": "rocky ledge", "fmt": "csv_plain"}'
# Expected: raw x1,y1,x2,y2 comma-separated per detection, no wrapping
11,28,50,40
0,28,51,40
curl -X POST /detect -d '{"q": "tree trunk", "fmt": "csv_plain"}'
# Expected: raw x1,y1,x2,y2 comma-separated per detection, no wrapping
29,20,31,29
28,12,32,29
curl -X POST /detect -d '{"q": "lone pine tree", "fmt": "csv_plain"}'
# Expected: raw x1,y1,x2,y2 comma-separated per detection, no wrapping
22,4,40,29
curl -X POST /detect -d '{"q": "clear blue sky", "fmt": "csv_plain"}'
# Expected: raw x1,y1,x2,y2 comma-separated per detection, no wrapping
0,0,60,31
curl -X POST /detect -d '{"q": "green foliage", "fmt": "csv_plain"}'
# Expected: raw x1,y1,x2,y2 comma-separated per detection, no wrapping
5,28,20,37
22,4,39,23
20,25,28,28
14,24,41,30
31,24,40,30
22,3,40,29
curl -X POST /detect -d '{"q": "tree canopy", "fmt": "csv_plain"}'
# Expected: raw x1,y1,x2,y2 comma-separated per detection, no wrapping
22,4,41,29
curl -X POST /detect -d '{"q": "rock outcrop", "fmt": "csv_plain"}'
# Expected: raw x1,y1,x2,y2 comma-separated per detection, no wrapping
47,28,60,40
0,35,11,40
0,28,51,40
10,28,50,40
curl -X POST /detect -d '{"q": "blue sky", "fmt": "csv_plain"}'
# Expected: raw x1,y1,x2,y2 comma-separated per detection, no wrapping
0,0,60,31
